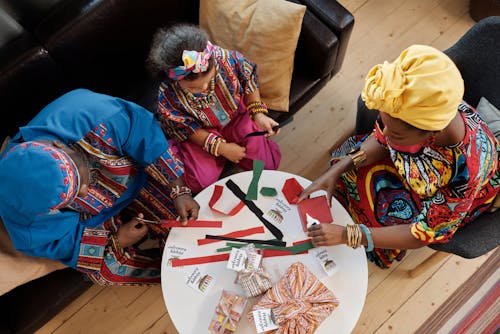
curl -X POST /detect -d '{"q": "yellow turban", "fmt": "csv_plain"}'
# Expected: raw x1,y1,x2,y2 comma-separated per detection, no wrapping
361,45,464,131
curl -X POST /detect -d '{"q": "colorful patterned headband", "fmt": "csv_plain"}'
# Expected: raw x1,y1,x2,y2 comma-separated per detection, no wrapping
167,41,214,81
0,141,80,214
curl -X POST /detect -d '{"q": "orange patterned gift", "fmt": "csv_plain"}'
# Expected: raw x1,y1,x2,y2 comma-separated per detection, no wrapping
248,261,339,333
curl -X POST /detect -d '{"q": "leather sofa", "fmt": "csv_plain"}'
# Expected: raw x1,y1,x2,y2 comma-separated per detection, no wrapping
0,0,354,332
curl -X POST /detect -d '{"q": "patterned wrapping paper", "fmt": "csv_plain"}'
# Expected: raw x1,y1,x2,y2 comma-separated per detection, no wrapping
208,290,248,333
236,244,273,297
248,262,339,333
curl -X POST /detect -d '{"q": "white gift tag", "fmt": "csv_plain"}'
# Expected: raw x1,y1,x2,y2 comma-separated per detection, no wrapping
310,247,338,276
185,267,216,294
246,252,262,270
252,308,279,333
227,248,248,272
263,196,294,225
164,244,189,272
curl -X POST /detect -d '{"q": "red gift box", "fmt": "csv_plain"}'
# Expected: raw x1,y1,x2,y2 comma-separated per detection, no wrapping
281,178,304,204
297,195,333,231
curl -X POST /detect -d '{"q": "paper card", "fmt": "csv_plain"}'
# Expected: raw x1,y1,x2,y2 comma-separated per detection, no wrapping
281,178,304,204
246,252,262,270
185,267,217,294
227,248,248,272
297,195,333,232
310,247,338,276
263,196,294,225
163,243,189,272
252,309,279,333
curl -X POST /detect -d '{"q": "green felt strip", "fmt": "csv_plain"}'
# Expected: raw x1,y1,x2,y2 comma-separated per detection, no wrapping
216,246,233,253
246,159,265,200
260,187,277,197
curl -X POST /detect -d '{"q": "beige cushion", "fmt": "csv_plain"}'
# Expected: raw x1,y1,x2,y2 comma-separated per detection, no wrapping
199,0,306,112
0,219,66,295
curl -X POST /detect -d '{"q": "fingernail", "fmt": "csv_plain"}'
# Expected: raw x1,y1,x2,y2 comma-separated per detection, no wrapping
135,223,143,229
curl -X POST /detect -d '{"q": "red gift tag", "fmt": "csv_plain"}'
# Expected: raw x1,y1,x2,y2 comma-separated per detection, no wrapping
297,195,333,231
281,178,304,204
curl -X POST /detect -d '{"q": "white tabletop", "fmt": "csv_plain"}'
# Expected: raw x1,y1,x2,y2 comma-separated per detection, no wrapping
162,170,367,334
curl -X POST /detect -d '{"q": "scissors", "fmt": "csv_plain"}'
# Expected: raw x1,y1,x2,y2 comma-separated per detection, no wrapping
244,116,293,138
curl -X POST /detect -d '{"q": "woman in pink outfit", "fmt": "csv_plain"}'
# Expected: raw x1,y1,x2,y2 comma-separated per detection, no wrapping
147,23,281,193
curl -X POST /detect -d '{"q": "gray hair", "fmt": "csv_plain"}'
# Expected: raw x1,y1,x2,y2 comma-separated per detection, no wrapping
147,23,210,80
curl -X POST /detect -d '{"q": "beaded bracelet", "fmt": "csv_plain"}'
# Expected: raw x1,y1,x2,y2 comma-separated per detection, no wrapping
246,100,269,120
170,185,192,200
358,224,374,252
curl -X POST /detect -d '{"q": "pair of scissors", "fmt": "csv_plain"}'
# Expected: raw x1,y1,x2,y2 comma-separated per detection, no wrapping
244,116,294,138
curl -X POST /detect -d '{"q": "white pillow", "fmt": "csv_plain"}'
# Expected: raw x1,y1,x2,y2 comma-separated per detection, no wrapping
476,97,500,140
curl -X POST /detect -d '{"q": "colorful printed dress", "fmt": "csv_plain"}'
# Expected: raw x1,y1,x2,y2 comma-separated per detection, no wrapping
1,89,184,285
333,102,500,268
155,45,281,193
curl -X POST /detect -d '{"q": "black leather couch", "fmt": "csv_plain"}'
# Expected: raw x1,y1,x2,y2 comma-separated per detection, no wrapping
0,0,354,332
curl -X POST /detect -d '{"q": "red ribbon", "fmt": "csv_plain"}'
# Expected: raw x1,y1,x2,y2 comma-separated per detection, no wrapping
160,220,223,228
209,185,245,216
197,226,265,245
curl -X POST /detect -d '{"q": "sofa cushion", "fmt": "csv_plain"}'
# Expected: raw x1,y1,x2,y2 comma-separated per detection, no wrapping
199,0,306,112
476,96,500,141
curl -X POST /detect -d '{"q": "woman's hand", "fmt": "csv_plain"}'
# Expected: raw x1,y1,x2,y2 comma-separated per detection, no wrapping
219,142,246,164
117,213,149,248
298,163,345,205
174,195,200,225
307,223,347,247
253,113,280,137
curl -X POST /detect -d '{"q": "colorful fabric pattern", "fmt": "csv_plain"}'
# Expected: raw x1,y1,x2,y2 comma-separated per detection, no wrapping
248,262,339,333
167,41,214,81
156,45,259,141
333,102,500,268
0,89,184,285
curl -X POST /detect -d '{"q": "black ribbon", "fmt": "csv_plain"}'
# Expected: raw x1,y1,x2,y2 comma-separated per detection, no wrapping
204,235,286,247
226,179,284,240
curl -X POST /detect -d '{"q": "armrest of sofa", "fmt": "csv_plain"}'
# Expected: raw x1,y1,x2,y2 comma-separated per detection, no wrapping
299,0,354,74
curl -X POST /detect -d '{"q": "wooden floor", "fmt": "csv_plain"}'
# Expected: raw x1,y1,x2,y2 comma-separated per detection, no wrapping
38,0,491,333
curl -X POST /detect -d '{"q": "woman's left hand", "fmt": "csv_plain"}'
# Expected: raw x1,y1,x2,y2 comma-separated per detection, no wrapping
307,223,347,247
173,195,200,225
253,113,280,137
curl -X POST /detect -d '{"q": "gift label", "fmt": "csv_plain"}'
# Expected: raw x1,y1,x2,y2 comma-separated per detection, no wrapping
252,308,279,333
227,248,248,272
246,252,262,270
263,196,293,225
164,243,189,272
310,247,338,276
185,267,216,294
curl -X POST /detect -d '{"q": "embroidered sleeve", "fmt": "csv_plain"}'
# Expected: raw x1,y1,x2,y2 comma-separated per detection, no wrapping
76,226,110,272
156,82,202,141
231,50,259,95
144,145,184,187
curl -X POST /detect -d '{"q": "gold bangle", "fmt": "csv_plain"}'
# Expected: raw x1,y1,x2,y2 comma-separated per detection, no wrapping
346,146,367,169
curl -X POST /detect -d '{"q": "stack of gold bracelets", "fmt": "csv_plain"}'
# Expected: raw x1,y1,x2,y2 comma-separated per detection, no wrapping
346,223,374,252
203,133,226,157
247,100,268,120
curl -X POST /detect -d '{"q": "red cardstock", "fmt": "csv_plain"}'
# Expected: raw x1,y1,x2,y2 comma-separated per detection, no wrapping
281,178,304,204
297,195,333,231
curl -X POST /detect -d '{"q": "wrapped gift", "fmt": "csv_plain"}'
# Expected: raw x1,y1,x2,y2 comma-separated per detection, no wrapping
248,262,339,334
208,290,247,333
235,244,273,297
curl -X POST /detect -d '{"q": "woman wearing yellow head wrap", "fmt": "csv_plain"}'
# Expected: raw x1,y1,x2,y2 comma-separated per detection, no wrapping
297,45,500,268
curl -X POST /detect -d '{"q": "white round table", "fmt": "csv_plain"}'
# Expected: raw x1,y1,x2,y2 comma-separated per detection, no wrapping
162,170,367,333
